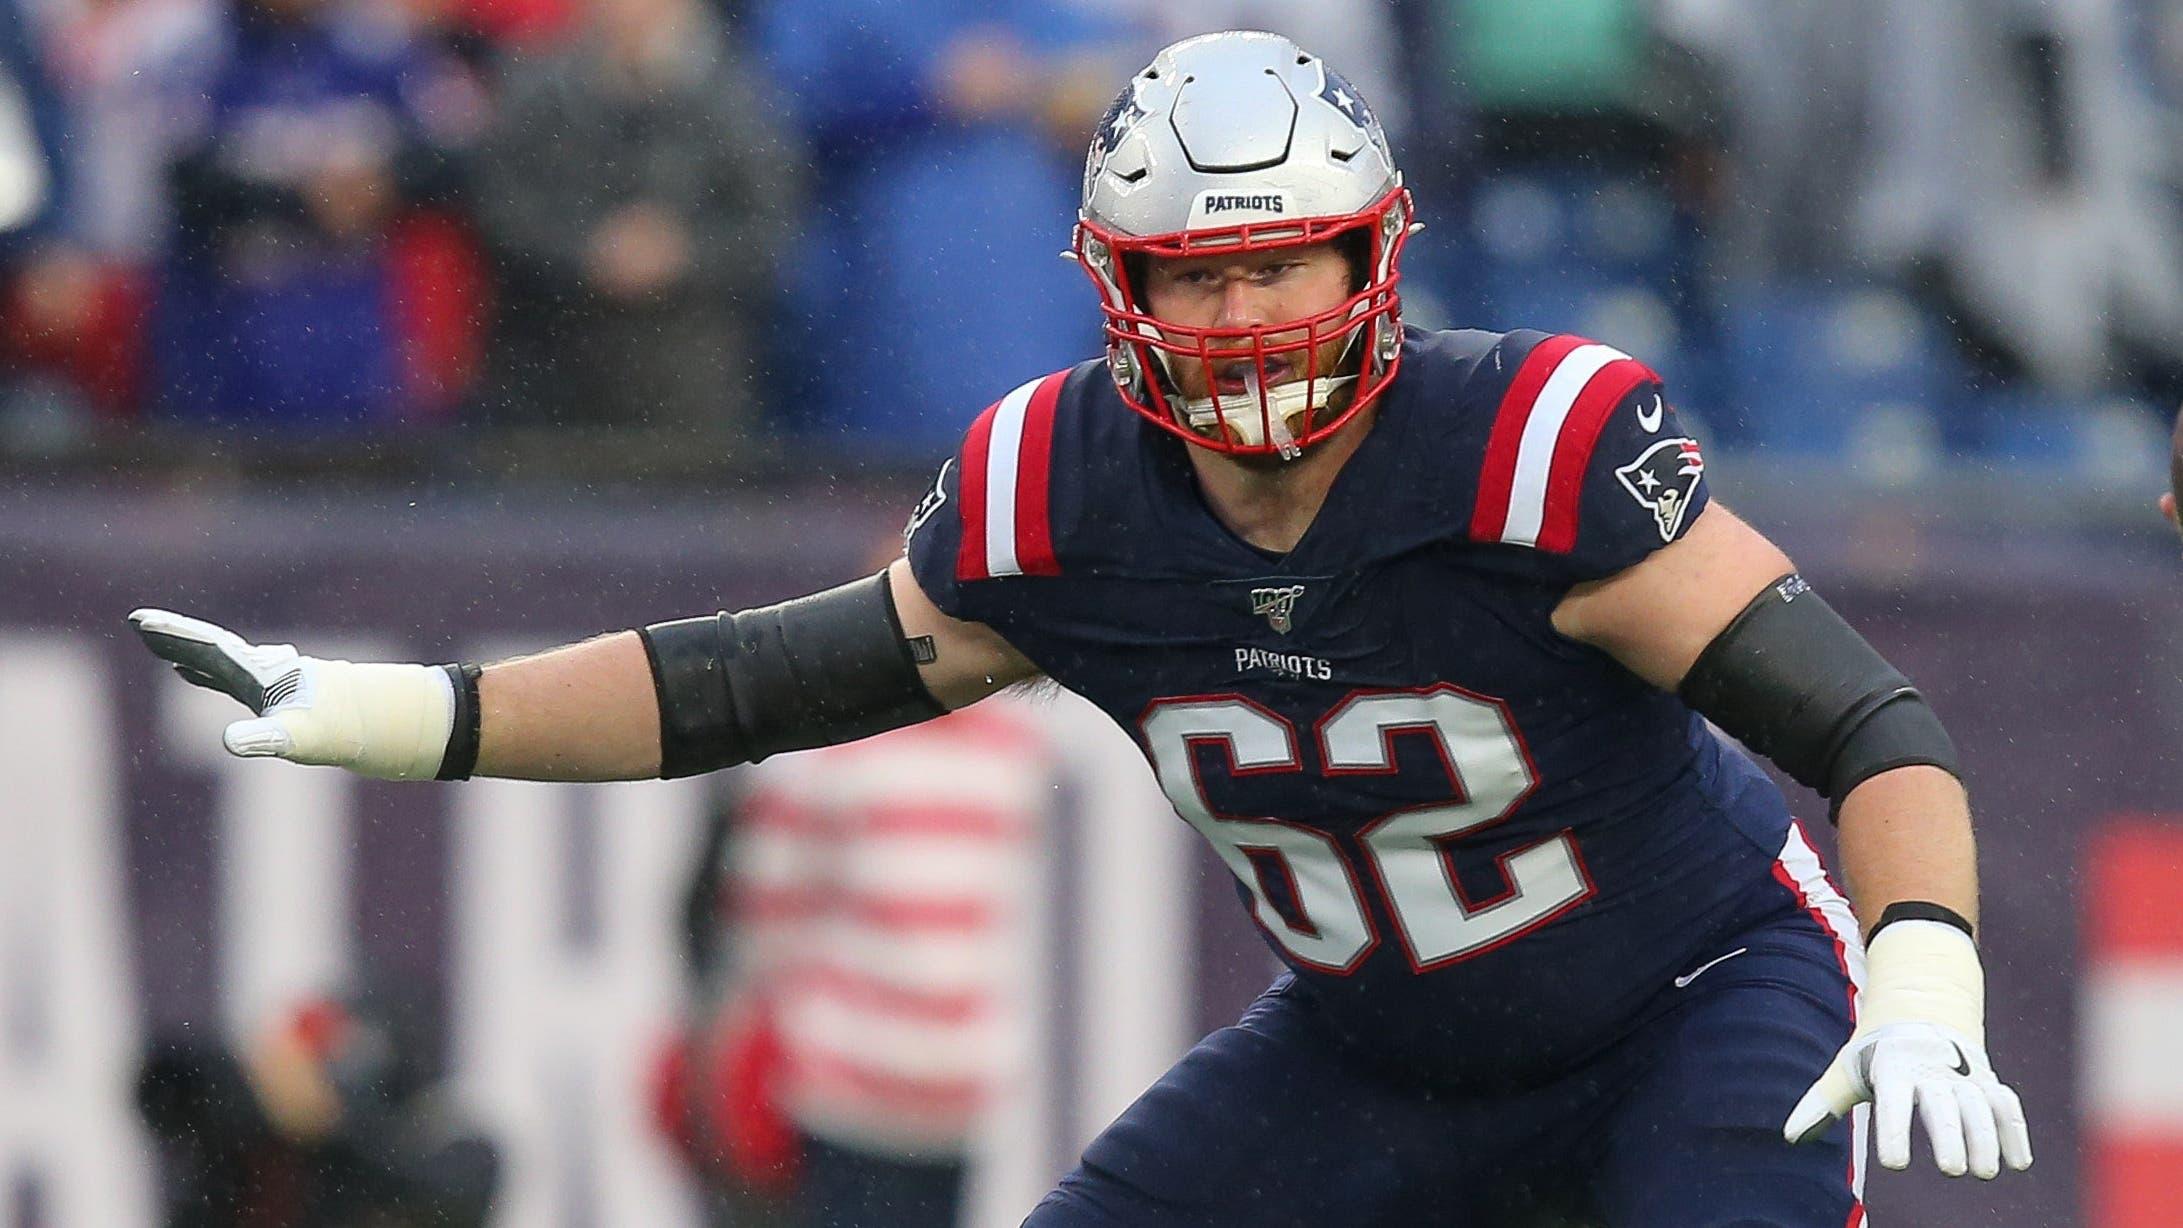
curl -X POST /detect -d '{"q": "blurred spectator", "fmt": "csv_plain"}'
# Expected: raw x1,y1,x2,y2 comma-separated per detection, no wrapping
470,0,794,440
6,0,213,427
1404,1,1732,425
656,698,1054,1227
148,0,478,430
0,0,64,245
755,0,1123,449
401,0,577,65
1675,0,2183,409
0,0,79,446
0,69,49,240
137,990,499,1228
1406,0,1727,201
1848,0,2183,401
24,0,212,257
1651,0,1869,282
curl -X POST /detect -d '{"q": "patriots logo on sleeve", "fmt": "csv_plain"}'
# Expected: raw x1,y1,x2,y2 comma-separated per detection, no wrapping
1614,438,1706,542
903,458,952,546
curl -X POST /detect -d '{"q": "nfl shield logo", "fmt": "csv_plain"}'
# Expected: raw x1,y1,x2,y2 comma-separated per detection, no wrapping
1250,585,1306,634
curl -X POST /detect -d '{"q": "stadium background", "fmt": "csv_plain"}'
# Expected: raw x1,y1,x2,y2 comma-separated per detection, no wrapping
4,1,2183,1225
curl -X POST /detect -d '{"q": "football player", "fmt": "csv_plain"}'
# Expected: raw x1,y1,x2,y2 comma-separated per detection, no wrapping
134,32,2029,1227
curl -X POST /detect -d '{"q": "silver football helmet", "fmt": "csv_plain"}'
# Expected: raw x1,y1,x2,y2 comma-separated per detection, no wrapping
1073,31,1414,457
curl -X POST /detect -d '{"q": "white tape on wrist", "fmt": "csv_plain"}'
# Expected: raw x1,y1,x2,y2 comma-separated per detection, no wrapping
1859,918,1986,1042
287,660,457,780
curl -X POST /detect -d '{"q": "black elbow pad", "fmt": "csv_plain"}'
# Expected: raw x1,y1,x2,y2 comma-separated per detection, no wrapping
1677,574,1958,812
638,571,946,779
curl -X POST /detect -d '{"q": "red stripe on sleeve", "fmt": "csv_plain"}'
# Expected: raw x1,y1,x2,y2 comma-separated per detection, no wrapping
1470,333,1587,543
1532,359,1658,554
1011,372,1068,576
955,401,999,582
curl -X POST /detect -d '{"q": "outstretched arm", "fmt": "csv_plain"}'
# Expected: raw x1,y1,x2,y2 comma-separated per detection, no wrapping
132,558,1039,783
1552,506,1979,928
1554,504,2029,1180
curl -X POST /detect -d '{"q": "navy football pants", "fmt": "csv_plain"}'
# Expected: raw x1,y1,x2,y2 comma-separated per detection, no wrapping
1025,907,1865,1228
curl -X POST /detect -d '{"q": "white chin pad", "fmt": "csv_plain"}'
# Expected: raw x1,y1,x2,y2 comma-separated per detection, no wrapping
1182,373,1356,451
1163,327,1369,453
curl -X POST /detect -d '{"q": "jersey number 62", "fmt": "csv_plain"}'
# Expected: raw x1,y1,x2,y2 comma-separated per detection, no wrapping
1140,687,1593,973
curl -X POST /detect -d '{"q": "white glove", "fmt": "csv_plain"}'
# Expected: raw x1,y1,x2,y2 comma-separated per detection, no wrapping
129,608,456,780
1783,918,2033,1179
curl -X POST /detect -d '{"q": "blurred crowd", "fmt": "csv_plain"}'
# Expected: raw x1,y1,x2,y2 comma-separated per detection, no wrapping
4,0,2183,469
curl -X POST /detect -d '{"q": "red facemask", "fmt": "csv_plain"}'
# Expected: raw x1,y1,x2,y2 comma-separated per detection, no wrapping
1075,187,1414,458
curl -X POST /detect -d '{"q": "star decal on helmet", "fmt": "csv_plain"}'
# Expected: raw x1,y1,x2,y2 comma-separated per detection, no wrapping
1090,91,1148,170
1317,69,1380,137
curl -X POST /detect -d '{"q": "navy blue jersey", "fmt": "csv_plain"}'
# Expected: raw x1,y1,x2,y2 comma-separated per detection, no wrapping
905,327,1803,1090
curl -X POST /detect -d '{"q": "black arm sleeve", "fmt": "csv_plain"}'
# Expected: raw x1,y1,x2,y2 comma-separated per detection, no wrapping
1678,573,1959,815
639,570,946,779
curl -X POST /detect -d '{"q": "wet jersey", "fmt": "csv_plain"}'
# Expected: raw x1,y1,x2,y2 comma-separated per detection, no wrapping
904,327,1802,1090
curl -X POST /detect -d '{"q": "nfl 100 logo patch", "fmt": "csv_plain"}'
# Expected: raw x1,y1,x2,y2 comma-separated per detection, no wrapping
1250,584,1306,634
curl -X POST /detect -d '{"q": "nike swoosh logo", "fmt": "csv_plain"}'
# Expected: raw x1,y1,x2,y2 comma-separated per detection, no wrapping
1636,394,1664,433
1949,1042,1972,1077
1673,946,1748,989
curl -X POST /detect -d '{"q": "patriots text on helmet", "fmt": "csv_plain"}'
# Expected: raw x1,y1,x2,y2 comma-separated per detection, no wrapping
1203,194,1285,215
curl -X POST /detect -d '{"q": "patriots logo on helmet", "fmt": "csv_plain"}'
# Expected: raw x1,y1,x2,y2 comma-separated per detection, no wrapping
1087,90,1147,181
1316,69,1385,147
1614,437,1706,542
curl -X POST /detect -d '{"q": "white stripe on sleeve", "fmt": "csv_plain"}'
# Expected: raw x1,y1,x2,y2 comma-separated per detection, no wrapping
1500,343,1629,547
981,377,1044,578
